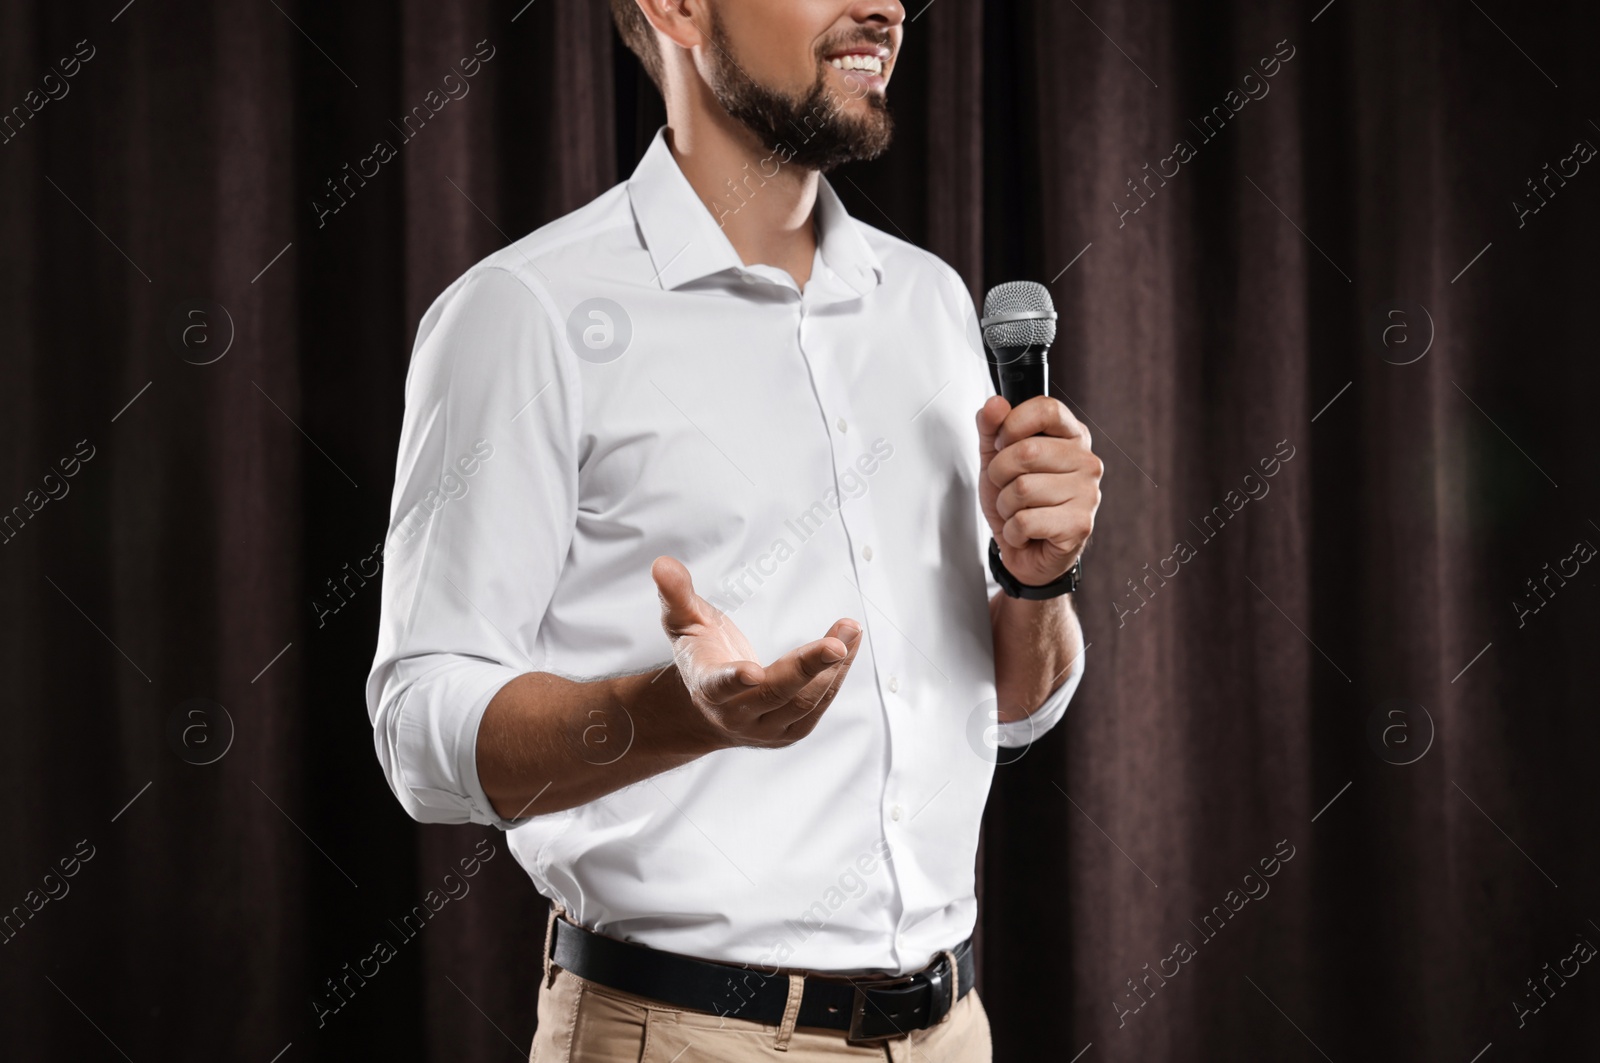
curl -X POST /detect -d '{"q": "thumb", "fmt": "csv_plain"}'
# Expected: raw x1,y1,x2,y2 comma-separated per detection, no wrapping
652,555,705,634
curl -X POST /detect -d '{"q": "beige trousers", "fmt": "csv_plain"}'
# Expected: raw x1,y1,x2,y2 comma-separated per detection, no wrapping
528,911,992,1062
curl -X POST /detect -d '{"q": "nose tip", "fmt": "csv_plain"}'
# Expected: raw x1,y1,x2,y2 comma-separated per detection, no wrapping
859,0,906,27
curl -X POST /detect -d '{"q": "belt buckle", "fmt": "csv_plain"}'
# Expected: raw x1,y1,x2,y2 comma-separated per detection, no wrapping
846,967,939,1044
847,973,916,1043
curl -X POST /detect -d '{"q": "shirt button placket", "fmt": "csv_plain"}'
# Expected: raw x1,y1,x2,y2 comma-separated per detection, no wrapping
797,285,894,672
798,280,908,962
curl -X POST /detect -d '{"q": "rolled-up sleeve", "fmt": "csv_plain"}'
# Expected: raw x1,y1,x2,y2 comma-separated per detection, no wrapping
947,263,1084,749
992,639,1083,747
366,265,581,828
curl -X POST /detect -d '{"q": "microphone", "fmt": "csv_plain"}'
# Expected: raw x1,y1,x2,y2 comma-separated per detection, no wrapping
979,280,1057,408
977,280,1084,598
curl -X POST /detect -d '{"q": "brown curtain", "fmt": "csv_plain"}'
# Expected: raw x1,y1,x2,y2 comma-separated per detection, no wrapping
3,1,1596,1059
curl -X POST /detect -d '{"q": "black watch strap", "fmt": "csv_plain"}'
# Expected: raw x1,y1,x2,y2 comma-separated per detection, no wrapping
989,537,1081,599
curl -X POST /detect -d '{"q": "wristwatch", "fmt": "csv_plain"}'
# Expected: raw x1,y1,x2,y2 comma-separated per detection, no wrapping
989,537,1081,599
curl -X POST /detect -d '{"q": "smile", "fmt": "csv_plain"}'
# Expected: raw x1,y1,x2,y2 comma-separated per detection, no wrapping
828,54,885,76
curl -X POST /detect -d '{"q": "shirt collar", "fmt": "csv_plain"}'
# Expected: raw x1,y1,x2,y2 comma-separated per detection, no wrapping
627,125,884,296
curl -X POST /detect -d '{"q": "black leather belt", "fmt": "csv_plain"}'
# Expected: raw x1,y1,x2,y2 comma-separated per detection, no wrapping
548,915,975,1043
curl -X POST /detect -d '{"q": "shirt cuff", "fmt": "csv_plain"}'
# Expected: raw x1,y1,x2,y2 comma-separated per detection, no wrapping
376,657,535,831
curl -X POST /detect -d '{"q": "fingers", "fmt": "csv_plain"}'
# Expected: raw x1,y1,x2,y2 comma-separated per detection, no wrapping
995,471,1083,521
1001,501,1095,551
986,435,1100,489
726,619,858,714
993,395,1089,451
692,617,862,710
683,618,865,749
652,555,705,635
767,622,861,698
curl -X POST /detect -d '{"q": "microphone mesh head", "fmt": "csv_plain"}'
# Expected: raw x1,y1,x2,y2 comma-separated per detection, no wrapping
982,281,1056,348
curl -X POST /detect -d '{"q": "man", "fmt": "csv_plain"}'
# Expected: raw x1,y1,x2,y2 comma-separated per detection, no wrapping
365,0,1102,1058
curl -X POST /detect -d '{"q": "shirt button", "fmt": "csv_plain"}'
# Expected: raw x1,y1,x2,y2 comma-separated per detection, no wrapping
887,675,899,693
741,273,758,284
861,544,873,561
836,417,848,433
890,805,903,821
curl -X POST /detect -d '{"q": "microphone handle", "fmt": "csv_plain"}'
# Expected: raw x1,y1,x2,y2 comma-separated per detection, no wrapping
989,345,1051,407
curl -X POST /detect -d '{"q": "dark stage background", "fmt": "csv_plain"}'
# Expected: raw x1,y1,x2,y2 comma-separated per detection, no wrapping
4,1,1599,1060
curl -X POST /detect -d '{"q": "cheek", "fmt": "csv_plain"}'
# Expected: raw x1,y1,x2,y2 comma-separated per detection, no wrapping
723,5,810,79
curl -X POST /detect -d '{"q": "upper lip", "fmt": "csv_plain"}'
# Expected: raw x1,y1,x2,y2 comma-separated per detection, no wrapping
825,45,891,61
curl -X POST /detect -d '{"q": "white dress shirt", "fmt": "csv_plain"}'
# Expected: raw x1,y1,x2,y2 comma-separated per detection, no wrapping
366,125,1083,976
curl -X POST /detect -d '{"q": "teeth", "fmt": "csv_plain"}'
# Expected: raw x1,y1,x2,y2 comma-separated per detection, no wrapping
829,54,884,75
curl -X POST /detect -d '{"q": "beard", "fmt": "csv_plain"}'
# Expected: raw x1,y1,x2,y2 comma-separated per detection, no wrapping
702,9,894,173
